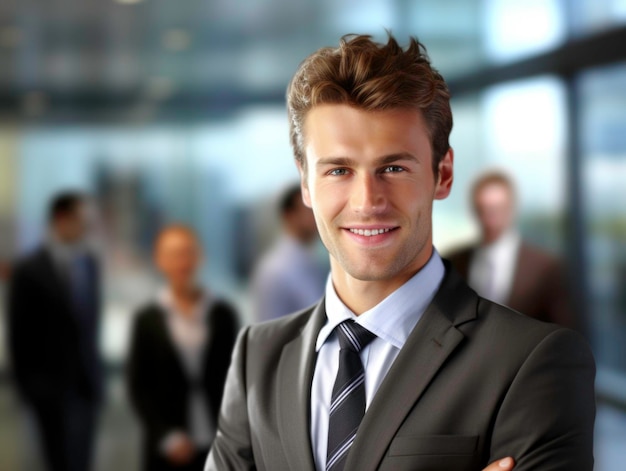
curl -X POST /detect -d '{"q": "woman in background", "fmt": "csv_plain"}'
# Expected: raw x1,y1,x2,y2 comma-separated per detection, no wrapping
127,225,238,471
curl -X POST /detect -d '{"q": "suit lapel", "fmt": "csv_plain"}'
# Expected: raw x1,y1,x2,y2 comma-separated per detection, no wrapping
36,248,76,316
276,302,327,471
151,305,189,385
345,268,477,471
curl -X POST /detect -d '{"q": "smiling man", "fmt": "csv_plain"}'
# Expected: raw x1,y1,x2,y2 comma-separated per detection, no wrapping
205,34,595,471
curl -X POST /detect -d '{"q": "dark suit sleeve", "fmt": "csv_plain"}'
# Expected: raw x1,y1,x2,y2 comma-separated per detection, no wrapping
489,328,596,470
6,263,43,400
205,326,257,471
208,301,241,415
545,260,576,330
126,312,172,443
6,264,28,390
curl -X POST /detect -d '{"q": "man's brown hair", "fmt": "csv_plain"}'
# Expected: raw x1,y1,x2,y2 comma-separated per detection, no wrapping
286,33,453,176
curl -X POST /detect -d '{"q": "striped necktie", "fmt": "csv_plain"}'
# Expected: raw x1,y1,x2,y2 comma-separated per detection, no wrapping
326,320,376,471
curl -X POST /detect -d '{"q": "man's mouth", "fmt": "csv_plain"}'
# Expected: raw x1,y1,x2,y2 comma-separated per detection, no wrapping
346,227,398,237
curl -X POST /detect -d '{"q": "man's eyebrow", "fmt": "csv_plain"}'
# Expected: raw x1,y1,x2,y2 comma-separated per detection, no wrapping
377,153,419,165
316,157,355,167
316,153,419,167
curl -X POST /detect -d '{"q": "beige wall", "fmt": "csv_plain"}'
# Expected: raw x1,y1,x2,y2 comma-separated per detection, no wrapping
0,126,18,257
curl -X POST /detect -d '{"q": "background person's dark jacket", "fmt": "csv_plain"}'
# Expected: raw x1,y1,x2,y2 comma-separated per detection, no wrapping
6,246,102,403
127,299,239,470
446,242,575,328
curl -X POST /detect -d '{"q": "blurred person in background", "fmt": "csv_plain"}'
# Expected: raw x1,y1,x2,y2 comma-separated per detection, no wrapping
250,184,326,322
447,171,574,328
6,191,103,471
127,225,238,471
0,259,10,281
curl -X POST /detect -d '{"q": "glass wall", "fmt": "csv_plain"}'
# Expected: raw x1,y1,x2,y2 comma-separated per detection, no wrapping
483,0,566,62
568,0,626,35
579,63,626,382
11,109,299,363
439,77,567,252
1,1,626,468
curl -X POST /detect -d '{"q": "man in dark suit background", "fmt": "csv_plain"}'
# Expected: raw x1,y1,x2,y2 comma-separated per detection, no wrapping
127,225,239,471
446,171,574,328
206,34,595,471
6,191,103,471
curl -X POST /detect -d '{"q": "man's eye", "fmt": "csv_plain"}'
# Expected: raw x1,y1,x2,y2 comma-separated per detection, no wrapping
328,168,349,176
383,166,405,173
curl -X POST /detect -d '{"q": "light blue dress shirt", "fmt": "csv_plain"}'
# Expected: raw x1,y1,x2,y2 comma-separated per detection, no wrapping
310,251,445,470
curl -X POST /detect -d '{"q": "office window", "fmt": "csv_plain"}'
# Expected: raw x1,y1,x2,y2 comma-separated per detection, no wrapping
569,0,626,35
482,77,567,250
483,0,566,63
579,62,626,375
437,78,567,252
435,94,483,251
405,0,484,79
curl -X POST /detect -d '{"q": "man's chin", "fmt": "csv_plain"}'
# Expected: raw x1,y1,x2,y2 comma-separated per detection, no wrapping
344,265,396,282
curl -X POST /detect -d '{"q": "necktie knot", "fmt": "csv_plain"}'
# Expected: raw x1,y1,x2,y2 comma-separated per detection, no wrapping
336,321,376,353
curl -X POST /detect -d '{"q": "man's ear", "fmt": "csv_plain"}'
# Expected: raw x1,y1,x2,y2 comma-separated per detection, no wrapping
296,160,312,208
434,148,454,200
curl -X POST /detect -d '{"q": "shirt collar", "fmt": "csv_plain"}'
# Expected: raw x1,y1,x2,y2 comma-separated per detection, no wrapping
46,233,88,265
316,250,445,352
157,286,212,322
479,230,520,259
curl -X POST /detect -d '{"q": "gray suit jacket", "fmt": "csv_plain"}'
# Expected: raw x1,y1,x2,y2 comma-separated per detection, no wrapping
206,266,595,471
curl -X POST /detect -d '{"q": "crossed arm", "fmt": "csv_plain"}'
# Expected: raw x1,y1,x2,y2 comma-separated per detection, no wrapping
485,457,515,471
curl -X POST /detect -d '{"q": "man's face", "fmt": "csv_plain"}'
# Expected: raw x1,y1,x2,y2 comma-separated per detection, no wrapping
155,229,202,289
54,203,89,244
474,183,515,244
299,104,453,284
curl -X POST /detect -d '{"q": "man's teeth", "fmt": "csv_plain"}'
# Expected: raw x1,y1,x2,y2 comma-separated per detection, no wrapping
349,228,392,237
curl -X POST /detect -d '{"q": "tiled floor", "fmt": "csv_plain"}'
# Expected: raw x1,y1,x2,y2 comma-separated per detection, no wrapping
0,377,141,471
0,376,624,470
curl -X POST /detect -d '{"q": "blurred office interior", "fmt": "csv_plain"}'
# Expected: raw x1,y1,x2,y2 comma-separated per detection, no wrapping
0,0,625,469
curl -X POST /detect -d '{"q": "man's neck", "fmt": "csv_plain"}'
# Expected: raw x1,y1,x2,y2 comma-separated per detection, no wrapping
329,250,433,315
169,285,201,316
481,229,516,248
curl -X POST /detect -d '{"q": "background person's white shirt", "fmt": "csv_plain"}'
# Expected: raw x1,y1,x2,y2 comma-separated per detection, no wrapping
157,288,215,453
310,252,445,471
468,231,520,305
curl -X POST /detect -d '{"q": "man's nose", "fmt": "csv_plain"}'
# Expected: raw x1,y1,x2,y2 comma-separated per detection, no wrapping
350,173,387,215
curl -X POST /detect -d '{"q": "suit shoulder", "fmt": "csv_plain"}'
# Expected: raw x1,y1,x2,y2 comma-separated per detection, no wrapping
11,247,46,273
474,298,588,354
478,298,554,331
211,298,238,319
445,244,474,258
208,298,240,333
132,302,164,328
246,305,316,347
